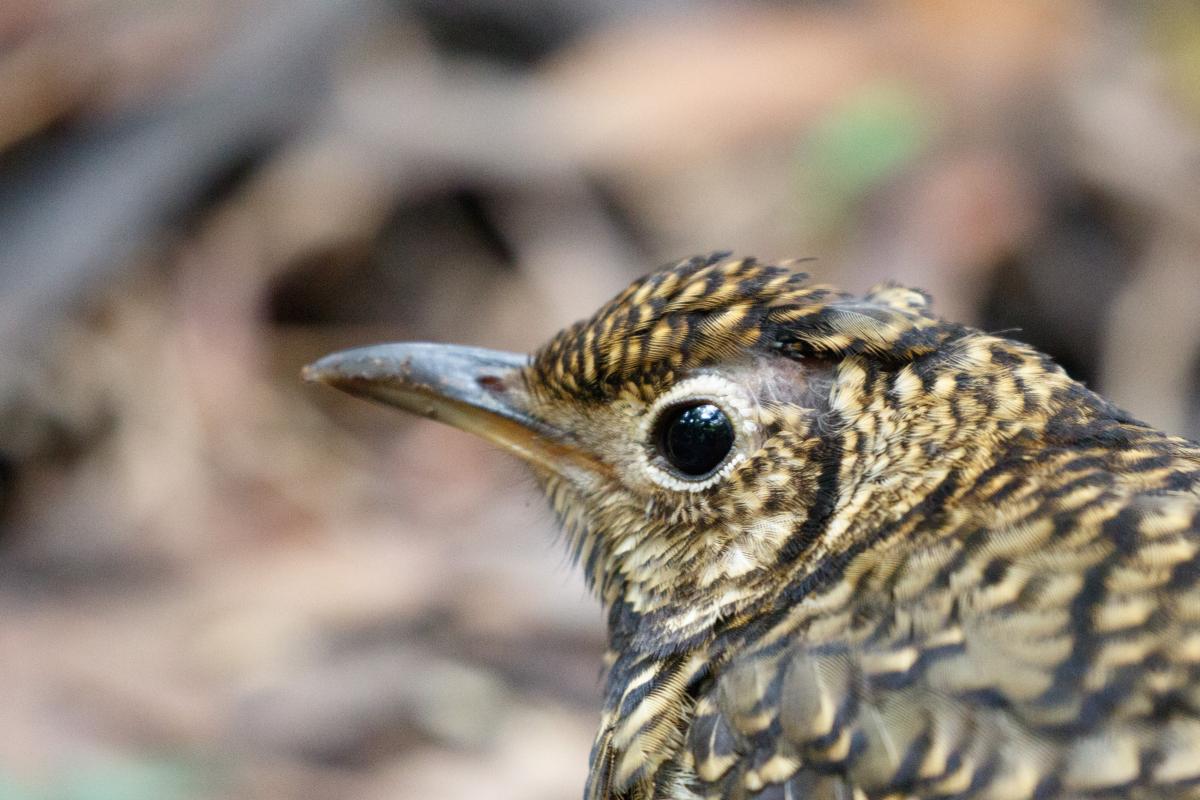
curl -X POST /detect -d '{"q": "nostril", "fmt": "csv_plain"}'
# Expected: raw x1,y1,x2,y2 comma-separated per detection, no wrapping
477,374,506,392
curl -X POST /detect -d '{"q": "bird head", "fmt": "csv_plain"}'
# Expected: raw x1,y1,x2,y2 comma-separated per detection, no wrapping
305,254,1072,651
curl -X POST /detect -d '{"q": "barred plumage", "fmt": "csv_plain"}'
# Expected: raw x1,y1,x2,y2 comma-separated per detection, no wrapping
306,253,1200,800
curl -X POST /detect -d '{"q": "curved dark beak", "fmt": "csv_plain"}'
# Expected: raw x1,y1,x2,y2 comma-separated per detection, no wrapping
303,343,595,476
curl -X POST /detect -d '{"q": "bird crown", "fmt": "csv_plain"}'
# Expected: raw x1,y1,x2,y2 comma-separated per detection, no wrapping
531,252,948,403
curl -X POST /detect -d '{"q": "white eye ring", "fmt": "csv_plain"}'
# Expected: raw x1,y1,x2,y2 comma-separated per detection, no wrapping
638,374,757,492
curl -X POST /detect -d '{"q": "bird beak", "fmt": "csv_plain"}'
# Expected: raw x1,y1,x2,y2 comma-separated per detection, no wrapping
303,342,598,478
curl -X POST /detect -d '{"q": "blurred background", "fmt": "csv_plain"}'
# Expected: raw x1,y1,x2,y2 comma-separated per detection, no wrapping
1,1,1198,798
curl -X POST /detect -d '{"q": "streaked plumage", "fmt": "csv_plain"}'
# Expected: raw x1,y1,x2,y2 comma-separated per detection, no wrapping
307,253,1200,800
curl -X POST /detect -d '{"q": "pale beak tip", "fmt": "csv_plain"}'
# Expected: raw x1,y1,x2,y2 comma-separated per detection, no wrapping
300,362,322,383
302,357,347,385
302,350,385,386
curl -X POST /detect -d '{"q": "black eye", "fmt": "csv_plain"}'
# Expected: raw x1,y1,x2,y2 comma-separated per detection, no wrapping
657,402,735,478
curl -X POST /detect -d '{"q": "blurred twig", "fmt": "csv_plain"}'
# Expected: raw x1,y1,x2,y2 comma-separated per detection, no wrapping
0,0,383,362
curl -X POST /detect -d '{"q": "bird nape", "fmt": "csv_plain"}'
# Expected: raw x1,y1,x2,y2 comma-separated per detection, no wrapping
304,253,1200,800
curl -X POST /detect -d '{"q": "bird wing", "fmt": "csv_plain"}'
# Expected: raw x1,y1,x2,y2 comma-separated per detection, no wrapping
686,489,1200,799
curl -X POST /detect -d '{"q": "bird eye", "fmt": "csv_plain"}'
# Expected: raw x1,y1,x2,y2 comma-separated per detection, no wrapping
656,402,736,479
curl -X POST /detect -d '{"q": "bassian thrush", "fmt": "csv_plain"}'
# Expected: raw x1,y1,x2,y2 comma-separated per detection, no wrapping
305,254,1200,800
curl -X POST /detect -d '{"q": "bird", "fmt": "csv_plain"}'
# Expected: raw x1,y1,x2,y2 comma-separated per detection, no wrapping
304,253,1200,800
